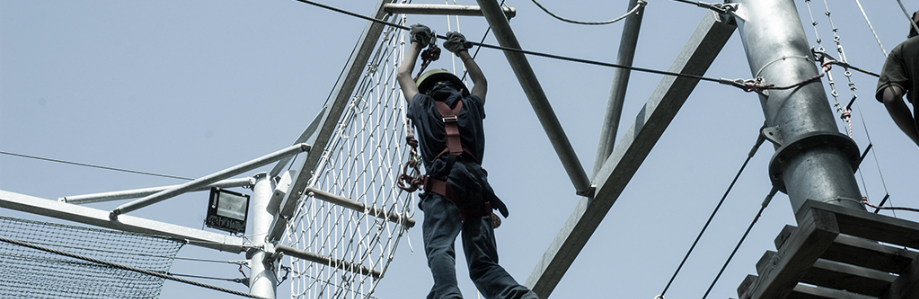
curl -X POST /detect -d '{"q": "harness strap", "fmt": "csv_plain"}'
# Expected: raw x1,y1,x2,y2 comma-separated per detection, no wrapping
420,98,496,224
435,100,464,156
424,176,493,222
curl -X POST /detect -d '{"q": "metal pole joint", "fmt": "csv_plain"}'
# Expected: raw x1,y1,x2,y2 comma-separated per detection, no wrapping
767,132,860,193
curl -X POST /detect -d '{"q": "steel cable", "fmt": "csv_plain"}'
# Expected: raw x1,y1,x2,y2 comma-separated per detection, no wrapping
530,0,645,25
0,150,193,180
700,187,778,299
658,129,766,298
294,0,732,85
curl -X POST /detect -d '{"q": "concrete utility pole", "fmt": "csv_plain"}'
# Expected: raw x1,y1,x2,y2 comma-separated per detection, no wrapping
729,0,863,217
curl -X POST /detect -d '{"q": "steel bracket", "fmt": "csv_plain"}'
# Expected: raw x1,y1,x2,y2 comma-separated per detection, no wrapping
761,126,784,146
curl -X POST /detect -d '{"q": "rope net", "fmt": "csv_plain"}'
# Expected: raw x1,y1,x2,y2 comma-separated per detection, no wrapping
0,216,184,298
283,11,416,299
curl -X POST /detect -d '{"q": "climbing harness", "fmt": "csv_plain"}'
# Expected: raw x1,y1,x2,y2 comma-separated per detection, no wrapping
398,68,501,227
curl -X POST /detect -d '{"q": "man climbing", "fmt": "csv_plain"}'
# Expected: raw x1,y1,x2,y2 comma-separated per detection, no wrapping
396,24,539,299
876,10,919,147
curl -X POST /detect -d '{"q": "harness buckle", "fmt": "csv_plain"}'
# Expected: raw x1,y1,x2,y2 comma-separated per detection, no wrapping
442,116,458,123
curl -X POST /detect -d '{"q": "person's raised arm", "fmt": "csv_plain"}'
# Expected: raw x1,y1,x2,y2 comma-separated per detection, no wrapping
457,50,487,102
398,24,434,105
398,42,423,104
443,32,487,103
880,86,919,146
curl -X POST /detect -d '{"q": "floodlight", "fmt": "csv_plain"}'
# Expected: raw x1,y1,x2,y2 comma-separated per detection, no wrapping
205,187,249,234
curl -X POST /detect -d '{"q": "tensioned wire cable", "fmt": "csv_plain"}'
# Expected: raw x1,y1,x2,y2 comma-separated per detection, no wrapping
854,0,887,57
461,0,506,82
700,187,778,299
0,150,193,180
530,0,646,25
805,0,896,215
658,129,766,298
296,0,881,94
897,0,919,38
294,0,736,86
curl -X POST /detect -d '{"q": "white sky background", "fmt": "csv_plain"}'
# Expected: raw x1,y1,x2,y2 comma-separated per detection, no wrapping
2,1,918,298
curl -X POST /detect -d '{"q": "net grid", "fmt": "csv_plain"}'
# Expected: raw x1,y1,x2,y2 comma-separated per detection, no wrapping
284,10,416,299
0,216,185,299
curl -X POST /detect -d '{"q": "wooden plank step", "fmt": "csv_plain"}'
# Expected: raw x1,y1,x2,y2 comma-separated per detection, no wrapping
780,225,918,274
739,200,919,299
880,255,919,299
823,233,918,274
800,258,896,297
787,283,878,299
737,208,840,299
798,200,919,249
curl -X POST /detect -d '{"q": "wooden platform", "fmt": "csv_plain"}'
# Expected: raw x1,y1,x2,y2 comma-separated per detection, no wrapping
736,200,919,299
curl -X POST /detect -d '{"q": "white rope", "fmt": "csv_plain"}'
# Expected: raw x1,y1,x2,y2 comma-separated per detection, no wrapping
284,10,415,299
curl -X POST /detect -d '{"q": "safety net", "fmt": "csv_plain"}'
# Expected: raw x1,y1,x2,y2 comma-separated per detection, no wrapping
0,216,185,298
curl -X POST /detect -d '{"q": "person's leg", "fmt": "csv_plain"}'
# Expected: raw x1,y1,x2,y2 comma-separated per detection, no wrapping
462,215,538,299
423,194,465,299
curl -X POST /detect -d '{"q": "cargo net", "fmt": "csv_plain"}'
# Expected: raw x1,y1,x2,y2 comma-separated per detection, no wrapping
282,11,417,299
0,216,184,299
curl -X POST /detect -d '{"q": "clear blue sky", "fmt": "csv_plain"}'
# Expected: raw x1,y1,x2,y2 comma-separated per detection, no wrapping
2,1,917,298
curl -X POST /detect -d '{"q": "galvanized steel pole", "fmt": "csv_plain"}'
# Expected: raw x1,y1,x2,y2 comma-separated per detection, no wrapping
60,178,255,204
476,0,593,196
249,173,278,298
593,0,645,176
729,0,863,215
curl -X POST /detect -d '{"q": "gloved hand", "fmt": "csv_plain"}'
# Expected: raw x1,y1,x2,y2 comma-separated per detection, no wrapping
442,31,473,53
410,24,435,47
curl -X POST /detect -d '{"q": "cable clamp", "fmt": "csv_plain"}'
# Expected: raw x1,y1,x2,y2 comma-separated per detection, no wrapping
720,78,772,94
689,1,741,20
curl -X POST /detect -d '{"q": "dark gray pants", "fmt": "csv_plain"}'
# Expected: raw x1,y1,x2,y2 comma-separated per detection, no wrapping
421,194,538,299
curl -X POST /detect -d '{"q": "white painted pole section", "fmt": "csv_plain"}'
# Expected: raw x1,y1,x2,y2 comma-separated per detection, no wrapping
249,172,278,298
111,143,309,216
60,178,254,204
